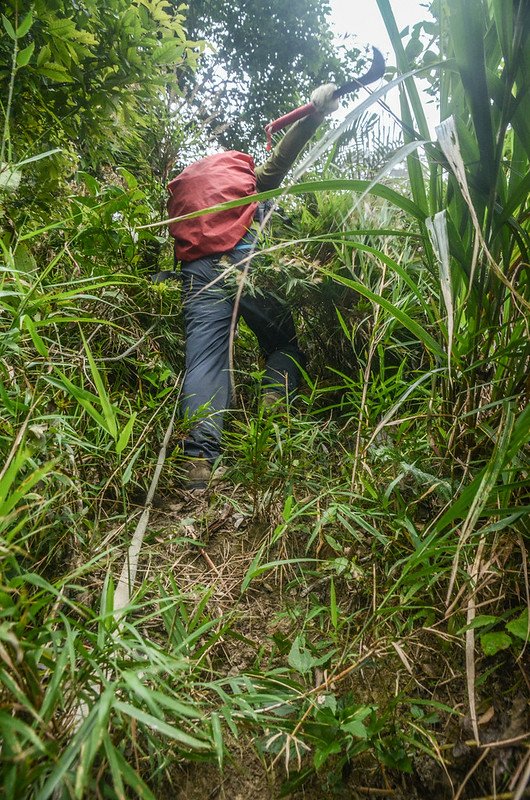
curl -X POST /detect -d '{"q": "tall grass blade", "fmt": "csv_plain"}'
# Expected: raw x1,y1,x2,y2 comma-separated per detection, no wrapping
113,701,210,750
375,0,432,211
445,404,516,604
140,178,427,230
436,117,482,287
81,332,117,440
325,270,445,360
343,139,428,223
436,117,529,309
426,211,454,373
447,0,495,189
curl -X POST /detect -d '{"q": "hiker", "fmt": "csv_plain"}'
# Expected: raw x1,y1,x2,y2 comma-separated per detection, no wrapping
166,84,339,489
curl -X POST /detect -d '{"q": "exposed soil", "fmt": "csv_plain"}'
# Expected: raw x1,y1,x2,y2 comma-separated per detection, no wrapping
126,482,530,800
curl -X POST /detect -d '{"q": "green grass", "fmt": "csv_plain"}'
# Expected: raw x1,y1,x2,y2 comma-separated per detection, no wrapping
1,0,529,797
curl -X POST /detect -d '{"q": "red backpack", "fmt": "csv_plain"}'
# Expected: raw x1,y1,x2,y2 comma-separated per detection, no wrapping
167,150,258,262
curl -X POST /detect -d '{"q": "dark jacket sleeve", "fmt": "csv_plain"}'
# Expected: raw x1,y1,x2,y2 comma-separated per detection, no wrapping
255,112,324,192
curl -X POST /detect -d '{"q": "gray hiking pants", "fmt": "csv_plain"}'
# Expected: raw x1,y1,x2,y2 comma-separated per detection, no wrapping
180,241,305,463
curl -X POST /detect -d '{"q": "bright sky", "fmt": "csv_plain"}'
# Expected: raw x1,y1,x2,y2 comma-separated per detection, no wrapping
328,0,424,56
328,0,439,137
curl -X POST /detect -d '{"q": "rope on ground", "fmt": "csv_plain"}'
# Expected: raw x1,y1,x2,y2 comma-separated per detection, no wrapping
99,323,156,362
113,405,176,617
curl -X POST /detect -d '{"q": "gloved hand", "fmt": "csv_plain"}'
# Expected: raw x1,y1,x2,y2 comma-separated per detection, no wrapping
310,83,339,116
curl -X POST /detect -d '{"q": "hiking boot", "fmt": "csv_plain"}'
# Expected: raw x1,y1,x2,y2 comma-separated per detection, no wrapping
261,390,285,410
183,458,212,490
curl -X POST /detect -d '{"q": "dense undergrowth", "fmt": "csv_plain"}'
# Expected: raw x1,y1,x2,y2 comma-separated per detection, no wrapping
1,0,529,798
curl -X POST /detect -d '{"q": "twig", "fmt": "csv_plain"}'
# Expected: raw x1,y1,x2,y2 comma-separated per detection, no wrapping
270,647,379,768
199,547,220,574
65,243,82,277
440,733,530,751
453,746,490,800
465,537,486,746
485,734,530,750
516,532,530,660
513,749,530,800
352,262,387,489
469,794,530,800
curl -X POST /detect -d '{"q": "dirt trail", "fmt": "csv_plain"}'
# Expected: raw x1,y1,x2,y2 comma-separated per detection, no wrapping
150,486,287,666
138,485,530,800
144,488,413,800
149,486,300,799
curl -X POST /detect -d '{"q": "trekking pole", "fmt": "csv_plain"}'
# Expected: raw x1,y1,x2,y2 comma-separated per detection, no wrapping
264,47,386,150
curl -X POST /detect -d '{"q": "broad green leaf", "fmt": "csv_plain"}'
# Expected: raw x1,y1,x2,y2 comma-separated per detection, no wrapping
53,370,107,432
457,615,499,634
240,543,266,592
121,447,143,486
116,413,137,454
16,148,62,167
17,41,34,67
480,632,512,656
506,403,530,461
153,40,184,64
13,243,37,274
288,636,317,674
2,14,16,40
211,712,224,767
37,62,74,82
36,43,51,67
376,0,431,140
103,736,156,800
341,718,368,738
447,0,495,184
342,240,434,320
103,734,126,799
141,179,426,231
16,10,33,37
40,645,71,723
35,706,99,800
314,740,342,769
22,314,49,357
0,457,55,521
506,609,529,642
147,690,203,720
241,557,316,593
375,0,431,211
0,712,48,753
